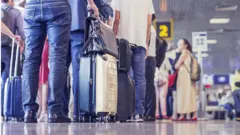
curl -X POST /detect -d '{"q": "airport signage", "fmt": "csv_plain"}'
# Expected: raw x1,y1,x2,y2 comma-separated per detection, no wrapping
192,32,208,52
156,19,174,40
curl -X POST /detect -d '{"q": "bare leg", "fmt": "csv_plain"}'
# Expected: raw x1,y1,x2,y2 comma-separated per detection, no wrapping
68,64,74,120
160,83,168,117
37,85,42,118
172,91,177,120
155,82,160,118
38,82,48,122
186,113,191,120
41,83,48,113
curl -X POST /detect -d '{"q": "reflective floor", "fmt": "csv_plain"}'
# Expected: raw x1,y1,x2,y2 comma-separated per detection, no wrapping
0,121,240,135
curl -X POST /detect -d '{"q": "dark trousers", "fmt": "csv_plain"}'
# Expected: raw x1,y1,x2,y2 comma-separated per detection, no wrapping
144,56,156,117
233,90,240,117
166,90,173,117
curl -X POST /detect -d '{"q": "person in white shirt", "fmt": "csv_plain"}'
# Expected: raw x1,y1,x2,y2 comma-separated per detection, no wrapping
144,14,157,121
112,0,155,122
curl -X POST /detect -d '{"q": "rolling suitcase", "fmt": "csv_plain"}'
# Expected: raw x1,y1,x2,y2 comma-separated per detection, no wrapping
117,72,135,122
78,16,118,122
79,54,118,122
3,39,24,121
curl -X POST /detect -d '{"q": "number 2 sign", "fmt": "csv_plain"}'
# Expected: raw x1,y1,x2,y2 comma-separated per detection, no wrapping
156,19,174,40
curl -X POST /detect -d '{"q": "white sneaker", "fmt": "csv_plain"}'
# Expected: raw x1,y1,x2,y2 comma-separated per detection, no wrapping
38,112,48,122
133,115,144,123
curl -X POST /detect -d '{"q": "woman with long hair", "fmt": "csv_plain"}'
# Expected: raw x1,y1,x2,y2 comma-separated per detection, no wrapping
175,39,198,121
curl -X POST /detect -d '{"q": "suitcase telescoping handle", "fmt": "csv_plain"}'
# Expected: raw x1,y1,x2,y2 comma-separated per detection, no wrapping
14,42,20,77
9,38,15,77
8,38,20,77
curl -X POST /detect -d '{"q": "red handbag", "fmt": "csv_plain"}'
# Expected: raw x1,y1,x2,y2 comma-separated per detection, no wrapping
168,70,178,88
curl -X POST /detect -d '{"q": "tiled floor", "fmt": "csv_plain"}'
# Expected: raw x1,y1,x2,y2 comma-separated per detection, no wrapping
0,120,240,135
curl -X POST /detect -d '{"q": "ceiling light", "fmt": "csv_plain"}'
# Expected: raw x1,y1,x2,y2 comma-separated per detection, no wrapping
207,40,217,44
215,5,238,11
210,18,230,24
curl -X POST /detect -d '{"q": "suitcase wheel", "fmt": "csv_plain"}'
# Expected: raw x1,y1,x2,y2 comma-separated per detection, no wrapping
99,116,107,123
80,116,96,123
17,117,24,122
80,116,89,123
89,116,97,123
107,116,116,123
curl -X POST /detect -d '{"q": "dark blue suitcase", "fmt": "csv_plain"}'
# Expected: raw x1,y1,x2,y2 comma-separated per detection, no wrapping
3,41,24,121
79,56,95,117
79,54,118,122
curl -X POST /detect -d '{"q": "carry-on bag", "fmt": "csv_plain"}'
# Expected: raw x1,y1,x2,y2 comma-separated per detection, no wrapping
3,39,24,121
79,53,118,122
83,16,118,57
116,72,135,122
78,15,118,122
116,38,131,72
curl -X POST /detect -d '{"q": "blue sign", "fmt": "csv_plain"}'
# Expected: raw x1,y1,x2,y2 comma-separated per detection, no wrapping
213,75,229,85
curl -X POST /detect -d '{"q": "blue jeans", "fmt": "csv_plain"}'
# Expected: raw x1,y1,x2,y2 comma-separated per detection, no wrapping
62,47,72,116
66,31,84,118
22,0,71,114
130,46,146,115
233,90,240,117
222,103,234,119
223,104,233,113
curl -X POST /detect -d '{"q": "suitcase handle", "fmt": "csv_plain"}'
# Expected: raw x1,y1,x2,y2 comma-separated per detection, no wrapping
9,39,15,77
8,38,20,77
14,43,20,77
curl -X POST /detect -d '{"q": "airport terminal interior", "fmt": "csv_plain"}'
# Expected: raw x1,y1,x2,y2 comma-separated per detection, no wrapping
1,0,240,135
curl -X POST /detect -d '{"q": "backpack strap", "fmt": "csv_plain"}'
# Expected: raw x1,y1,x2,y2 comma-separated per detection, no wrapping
182,51,192,76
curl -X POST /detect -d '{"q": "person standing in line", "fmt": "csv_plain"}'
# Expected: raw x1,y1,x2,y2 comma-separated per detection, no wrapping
1,0,25,117
112,0,155,122
22,0,72,123
174,39,198,121
1,22,21,42
144,14,157,121
165,44,183,120
155,58,170,119
231,69,240,122
67,0,99,122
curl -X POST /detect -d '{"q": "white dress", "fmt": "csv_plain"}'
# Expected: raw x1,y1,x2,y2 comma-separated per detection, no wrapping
176,52,197,114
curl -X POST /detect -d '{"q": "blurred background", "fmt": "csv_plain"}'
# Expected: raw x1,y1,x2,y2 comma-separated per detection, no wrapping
153,0,240,74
